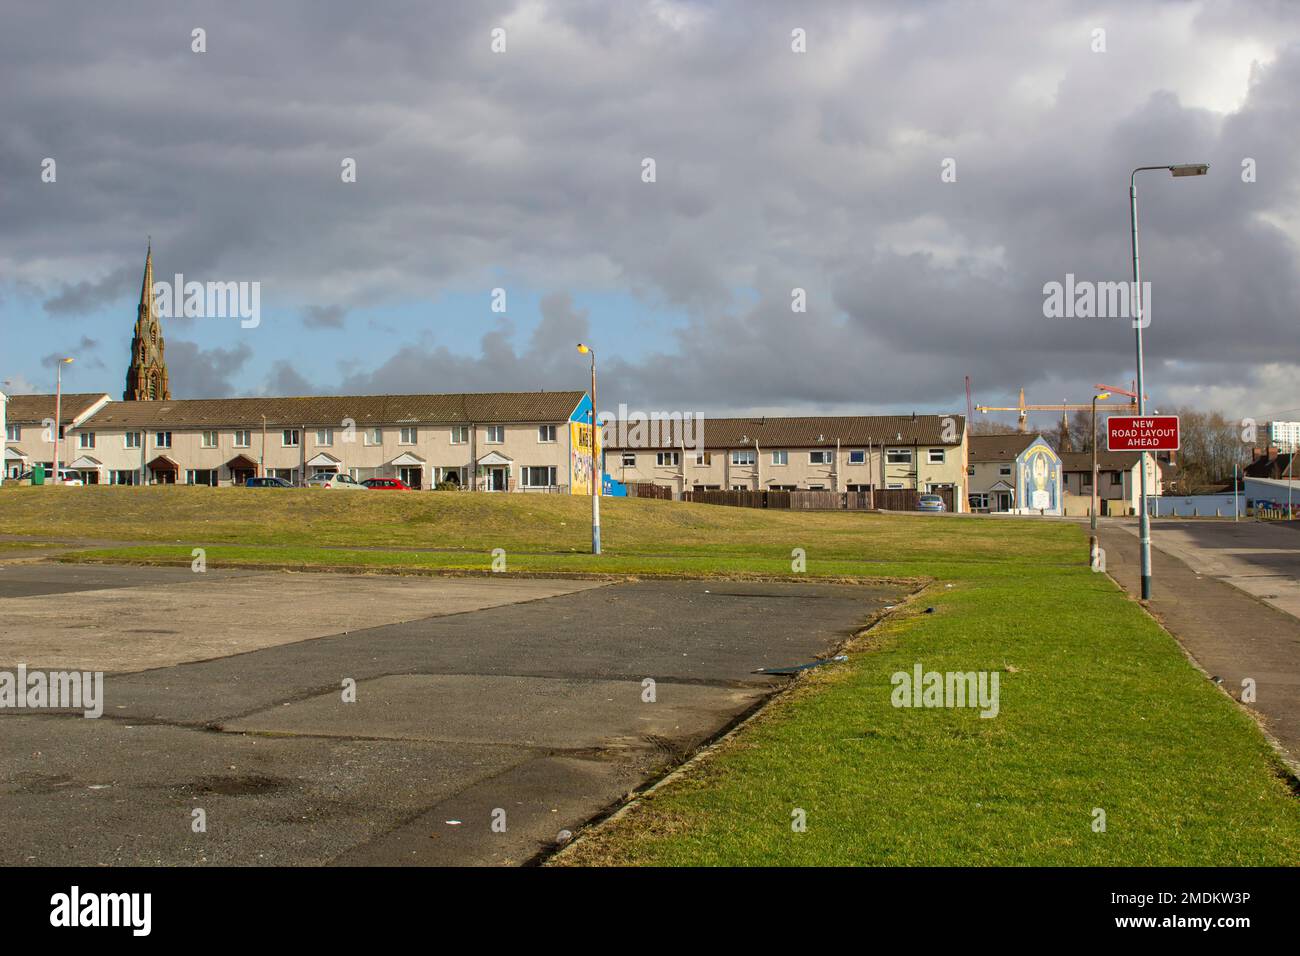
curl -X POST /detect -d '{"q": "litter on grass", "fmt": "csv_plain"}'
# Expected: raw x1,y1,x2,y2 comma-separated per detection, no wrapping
753,655,849,675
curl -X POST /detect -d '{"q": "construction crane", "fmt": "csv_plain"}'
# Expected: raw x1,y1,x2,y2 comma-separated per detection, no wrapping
975,387,1139,433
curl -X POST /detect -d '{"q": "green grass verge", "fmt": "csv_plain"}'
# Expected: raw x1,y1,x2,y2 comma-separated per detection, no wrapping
559,574,1300,865
5,486,1298,863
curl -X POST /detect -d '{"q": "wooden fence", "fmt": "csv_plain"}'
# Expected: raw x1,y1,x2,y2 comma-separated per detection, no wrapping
680,489,875,510
628,484,952,512
626,482,674,501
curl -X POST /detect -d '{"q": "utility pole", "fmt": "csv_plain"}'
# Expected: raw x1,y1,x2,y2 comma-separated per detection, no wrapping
1129,162,1209,599
1233,461,1239,522
1091,391,1110,532
52,357,73,482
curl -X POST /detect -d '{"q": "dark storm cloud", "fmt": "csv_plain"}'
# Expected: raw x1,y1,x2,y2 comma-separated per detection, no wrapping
43,268,137,317
265,359,323,396
165,341,253,398
2,0,1298,417
41,336,102,370
337,291,590,394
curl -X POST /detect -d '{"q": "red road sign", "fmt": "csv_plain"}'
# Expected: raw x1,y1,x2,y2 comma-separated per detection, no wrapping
1107,415,1179,452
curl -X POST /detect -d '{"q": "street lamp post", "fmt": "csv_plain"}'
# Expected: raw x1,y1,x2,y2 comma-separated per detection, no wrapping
577,343,600,555
52,357,73,483
1091,391,1110,531
1129,163,1208,600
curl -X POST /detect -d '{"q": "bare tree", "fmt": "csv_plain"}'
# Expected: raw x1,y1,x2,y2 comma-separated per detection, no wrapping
1166,407,1248,491
969,420,1021,436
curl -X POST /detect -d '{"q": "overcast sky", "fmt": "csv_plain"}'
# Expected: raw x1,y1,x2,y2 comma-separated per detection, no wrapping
2,0,1298,430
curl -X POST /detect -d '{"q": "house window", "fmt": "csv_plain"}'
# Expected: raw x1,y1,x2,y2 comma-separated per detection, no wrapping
364,428,383,446
282,429,300,448
969,493,990,510
316,428,333,446
621,452,636,467
186,469,218,486
399,427,417,445
486,426,505,444
731,450,756,466
694,452,712,467
928,448,945,464
450,426,468,445
771,450,789,466
887,448,912,464
125,432,141,449
887,482,904,489
537,425,556,443
656,452,680,467
731,484,749,491
233,430,251,448
846,483,871,492
521,466,557,487
966,465,975,476
5,425,18,441
1082,471,1093,488
155,431,172,449
848,450,866,465
78,432,95,449
1111,471,1122,486
201,431,218,449
808,484,826,491
112,470,139,486
999,465,1012,476
809,450,832,465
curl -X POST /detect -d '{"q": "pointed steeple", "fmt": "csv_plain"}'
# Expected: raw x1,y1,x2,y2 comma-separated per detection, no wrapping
139,237,154,316
124,241,171,401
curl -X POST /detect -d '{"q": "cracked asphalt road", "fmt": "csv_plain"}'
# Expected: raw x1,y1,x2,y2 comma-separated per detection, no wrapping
0,564,902,865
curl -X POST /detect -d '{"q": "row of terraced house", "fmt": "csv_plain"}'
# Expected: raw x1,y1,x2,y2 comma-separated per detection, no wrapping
0,390,599,494
0,389,1172,515
1,390,977,507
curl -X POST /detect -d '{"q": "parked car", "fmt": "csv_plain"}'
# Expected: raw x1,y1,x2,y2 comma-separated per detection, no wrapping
305,472,367,490
362,477,413,491
917,494,946,512
245,476,294,488
16,468,83,485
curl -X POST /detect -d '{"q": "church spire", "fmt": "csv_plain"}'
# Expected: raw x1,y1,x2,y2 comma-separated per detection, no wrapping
124,242,171,401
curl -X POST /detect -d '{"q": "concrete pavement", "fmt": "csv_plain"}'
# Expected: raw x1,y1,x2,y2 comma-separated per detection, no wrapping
1096,519,1300,767
0,564,602,671
0,565,902,865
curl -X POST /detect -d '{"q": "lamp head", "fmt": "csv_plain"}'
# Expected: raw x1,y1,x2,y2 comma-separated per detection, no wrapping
1169,164,1209,177
1095,392,1111,401
576,343,590,354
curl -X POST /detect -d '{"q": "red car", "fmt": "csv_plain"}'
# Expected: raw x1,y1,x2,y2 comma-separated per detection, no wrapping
362,477,414,491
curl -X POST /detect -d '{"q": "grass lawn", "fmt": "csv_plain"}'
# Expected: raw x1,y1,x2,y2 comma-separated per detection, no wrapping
3,485,1297,864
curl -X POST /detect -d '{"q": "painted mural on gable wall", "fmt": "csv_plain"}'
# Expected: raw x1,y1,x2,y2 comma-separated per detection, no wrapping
1017,441,1062,514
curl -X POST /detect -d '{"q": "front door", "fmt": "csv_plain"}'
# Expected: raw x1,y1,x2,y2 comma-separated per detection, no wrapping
995,491,1012,512
489,466,507,491
399,466,422,489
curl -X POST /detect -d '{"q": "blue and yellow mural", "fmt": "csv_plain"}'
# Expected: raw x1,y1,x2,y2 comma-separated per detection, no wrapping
567,394,600,495
1015,438,1062,515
